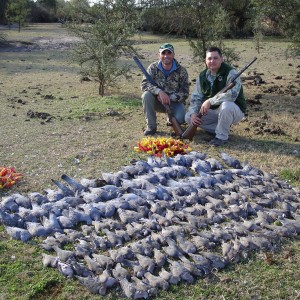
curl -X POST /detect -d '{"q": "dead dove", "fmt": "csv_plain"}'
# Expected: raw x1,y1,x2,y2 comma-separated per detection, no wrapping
1,195,22,212
83,255,104,274
26,222,51,237
89,232,110,251
57,261,74,278
190,235,215,250
0,210,25,228
159,267,180,284
41,213,63,233
188,253,212,275
112,263,131,280
191,159,211,174
130,241,152,257
135,253,155,273
92,253,114,268
98,269,118,289
176,235,197,254
162,238,184,258
206,157,224,170
122,259,147,278
61,174,88,193
43,188,64,201
51,179,74,196
75,275,102,294
178,255,204,277
42,253,59,268
143,272,169,290
4,226,31,242
221,242,233,258
109,246,135,263
117,208,145,224
202,252,228,270
131,276,158,297
11,193,32,209
153,249,167,268
27,192,49,205
101,170,129,186
168,259,194,284
74,239,92,258
220,152,242,169
70,260,94,277
119,278,148,299
102,228,124,247
53,245,76,262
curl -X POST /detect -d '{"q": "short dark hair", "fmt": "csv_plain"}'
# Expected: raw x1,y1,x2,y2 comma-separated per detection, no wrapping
206,47,222,56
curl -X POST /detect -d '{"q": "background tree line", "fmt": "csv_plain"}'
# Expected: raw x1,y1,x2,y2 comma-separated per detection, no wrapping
1,0,299,39
1,0,299,95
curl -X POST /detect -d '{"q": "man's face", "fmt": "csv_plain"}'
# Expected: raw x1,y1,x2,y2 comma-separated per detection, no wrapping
159,50,175,67
205,51,223,73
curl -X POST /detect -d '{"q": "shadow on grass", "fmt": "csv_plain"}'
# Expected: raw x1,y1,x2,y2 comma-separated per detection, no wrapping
192,131,300,157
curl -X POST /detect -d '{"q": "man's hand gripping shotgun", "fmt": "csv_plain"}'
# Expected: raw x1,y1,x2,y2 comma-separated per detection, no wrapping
133,55,184,137
181,56,258,141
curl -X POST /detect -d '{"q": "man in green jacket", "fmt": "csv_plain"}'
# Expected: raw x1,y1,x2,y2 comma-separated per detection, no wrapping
141,43,189,136
185,47,246,146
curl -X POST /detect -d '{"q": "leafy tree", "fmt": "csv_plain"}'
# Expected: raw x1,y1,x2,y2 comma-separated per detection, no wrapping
250,0,300,55
67,0,138,96
251,7,265,54
5,0,29,32
170,0,239,63
36,0,58,20
0,0,9,24
56,0,71,23
67,0,140,96
219,0,254,37
37,0,57,13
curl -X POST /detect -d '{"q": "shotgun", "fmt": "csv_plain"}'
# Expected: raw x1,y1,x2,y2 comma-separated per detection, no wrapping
182,56,257,141
133,55,184,137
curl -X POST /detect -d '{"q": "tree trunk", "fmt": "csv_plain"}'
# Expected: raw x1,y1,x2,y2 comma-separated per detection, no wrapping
99,82,104,96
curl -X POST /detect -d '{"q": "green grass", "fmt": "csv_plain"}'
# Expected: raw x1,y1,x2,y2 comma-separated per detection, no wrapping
280,168,300,185
68,96,141,119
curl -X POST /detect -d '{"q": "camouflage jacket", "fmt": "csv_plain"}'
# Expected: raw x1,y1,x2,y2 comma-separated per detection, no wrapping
141,59,189,104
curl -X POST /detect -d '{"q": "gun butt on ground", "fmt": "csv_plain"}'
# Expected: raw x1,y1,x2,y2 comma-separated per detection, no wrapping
165,105,184,137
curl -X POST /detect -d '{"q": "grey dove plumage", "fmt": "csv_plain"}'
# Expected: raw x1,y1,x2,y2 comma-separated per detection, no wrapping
57,261,74,278
61,174,88,193
5,226,31,242
42,253,59,268
1,150,300,299
143,272,169,291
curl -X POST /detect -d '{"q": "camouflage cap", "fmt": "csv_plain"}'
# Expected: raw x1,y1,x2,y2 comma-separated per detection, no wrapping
159,43,174,53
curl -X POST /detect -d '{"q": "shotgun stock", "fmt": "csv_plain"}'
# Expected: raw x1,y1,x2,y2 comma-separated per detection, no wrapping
164,105,184,137
182,57,257,141
133,55,184,137
181,113,203,141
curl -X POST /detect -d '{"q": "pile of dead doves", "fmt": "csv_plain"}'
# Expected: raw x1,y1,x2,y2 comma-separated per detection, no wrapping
0,151,299,299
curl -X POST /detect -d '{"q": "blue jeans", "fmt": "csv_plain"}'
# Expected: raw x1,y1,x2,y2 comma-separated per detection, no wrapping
142,91,185,130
